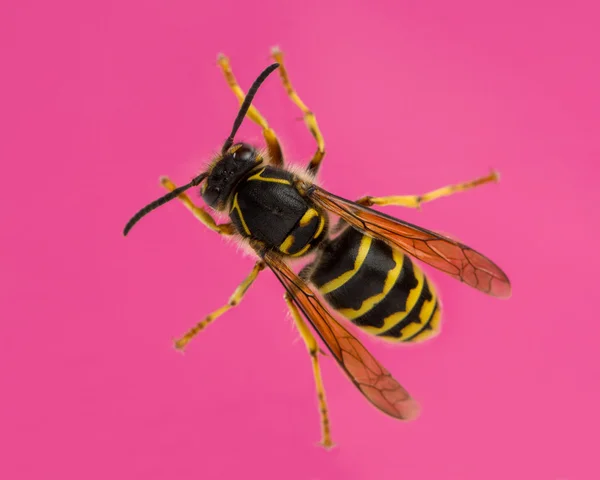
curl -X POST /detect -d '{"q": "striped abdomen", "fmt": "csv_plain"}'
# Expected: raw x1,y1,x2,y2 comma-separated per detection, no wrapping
310,227,441,343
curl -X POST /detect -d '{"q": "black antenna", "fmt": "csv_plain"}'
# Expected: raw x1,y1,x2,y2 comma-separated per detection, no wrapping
221,62,279,153
123,172,207,236
123,62,279,237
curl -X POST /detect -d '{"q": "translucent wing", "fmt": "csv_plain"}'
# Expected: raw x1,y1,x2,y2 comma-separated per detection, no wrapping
307,186,511,298
262,249,420,420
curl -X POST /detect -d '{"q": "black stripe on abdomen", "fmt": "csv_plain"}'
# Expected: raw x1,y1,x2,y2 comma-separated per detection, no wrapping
310,227,363,288
321,236,396,311
350,254,420,330
378,276,440,342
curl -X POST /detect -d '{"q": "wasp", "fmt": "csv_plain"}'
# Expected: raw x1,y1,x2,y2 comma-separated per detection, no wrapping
123,48,511,448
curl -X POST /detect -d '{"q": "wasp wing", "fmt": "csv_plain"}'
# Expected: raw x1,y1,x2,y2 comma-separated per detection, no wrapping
262,250,420,421
307,186,511,298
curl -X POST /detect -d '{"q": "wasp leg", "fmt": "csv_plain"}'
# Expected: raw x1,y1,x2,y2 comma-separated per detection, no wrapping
160,176,236,235
284,292,334,449
217,54,283,167
332,170,500,233
357,170,500,209
174,261,265,351
270,47,325,176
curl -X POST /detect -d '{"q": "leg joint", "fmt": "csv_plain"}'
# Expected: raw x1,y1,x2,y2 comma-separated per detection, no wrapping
357,196,374,206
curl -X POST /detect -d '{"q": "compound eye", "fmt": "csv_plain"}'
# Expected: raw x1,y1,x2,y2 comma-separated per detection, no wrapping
234,146,254,162
202,185,220,207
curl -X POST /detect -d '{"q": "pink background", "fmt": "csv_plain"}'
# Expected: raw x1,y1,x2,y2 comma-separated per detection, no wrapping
1,1,598,479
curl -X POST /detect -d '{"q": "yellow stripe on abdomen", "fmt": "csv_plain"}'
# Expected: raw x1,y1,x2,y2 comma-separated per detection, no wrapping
405,302,441,342
394,277,438,341
337,249,404,320
377,273,442,343
359,262,425,335
318,235,372,294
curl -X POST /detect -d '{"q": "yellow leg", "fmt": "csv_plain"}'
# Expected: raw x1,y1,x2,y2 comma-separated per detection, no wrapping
284,293,334,449
160,176,235,235
217,54,283,166
270,47,326,176
174,261,265,351
357,170,500,209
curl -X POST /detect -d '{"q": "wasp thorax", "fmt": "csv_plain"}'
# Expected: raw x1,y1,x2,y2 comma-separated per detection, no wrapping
202,143,262,210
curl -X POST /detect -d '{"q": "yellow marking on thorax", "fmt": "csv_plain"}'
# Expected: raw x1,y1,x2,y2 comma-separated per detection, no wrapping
360,264,425,335
300,208,326,242
246,168,291,185
280,233,314,257
278,210,322,257
337,249,404,320
279,235,295,254
314,215,326,239
319,235,372,294
230,193,251,235
291,243,312,257
299,208,319,226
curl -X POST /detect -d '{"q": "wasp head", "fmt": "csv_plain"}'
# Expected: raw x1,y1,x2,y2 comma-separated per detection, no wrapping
201,143,263,210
